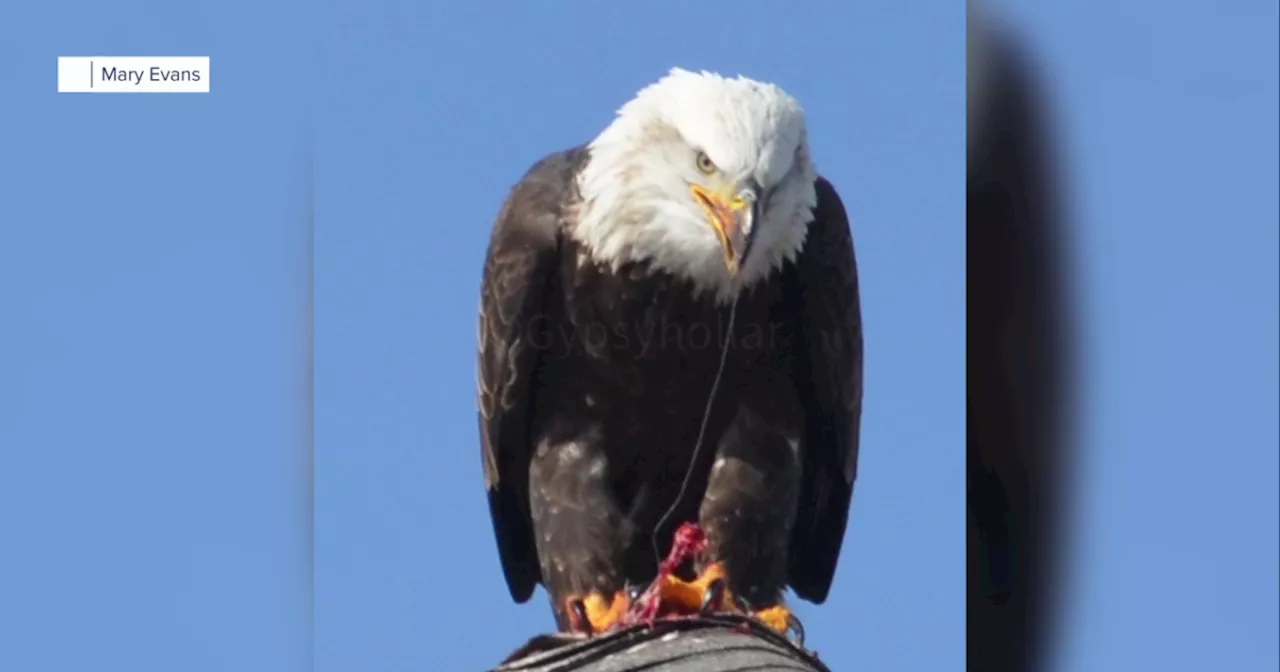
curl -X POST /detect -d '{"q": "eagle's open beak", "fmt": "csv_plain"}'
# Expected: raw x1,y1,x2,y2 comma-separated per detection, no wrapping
691,182,759,274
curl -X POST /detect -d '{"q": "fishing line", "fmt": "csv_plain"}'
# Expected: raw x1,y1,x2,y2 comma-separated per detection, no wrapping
650,293,741,564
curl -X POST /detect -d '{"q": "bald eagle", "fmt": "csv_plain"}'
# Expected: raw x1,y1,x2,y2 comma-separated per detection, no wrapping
477,68,863,636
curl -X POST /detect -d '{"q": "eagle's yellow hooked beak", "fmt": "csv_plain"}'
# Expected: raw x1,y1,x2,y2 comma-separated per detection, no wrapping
690,182,759,274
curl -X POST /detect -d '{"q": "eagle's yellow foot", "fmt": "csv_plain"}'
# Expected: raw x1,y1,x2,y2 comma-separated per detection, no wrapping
627,562,726,622
565,589,631,635
686,561,732,614
680,563,802,640
749,603,797,635
638,561,728,615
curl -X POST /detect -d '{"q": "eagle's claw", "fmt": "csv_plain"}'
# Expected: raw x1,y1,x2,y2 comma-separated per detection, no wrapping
564,589,631,636
625,582,645,604
699,577,727,615
746,603,801,639
785,611,806,647
569,598,593,635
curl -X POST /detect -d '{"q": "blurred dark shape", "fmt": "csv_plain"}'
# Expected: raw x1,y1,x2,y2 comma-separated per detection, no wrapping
489,615,826,672
967,8,1074,672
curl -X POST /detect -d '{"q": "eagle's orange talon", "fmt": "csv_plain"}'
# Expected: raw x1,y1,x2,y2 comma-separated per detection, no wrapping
688,562,730,614
632,561,729,620
672,562,800,638
565,589,631,635
750,604,795,635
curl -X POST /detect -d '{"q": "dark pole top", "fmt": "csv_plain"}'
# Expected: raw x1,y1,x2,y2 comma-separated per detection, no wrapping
488,615,831,672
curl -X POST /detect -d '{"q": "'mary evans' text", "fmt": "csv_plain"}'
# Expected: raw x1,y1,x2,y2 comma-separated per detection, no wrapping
101,66,202,85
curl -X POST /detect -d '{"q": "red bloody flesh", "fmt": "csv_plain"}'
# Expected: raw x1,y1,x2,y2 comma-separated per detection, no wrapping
624,522,708,626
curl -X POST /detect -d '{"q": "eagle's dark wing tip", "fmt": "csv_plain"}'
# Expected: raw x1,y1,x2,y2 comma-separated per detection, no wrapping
484,442,541,603
787,477,854,603
786,173,863,604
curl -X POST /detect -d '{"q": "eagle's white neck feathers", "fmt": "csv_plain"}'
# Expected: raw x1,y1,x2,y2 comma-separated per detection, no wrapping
572,68,819,303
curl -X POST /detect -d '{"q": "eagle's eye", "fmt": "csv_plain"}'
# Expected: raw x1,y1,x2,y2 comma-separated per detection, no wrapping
694,151,717,175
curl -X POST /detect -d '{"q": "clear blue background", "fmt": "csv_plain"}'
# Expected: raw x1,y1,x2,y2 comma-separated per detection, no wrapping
1,2,314,670
994,4,1280,671
1,2,1275,672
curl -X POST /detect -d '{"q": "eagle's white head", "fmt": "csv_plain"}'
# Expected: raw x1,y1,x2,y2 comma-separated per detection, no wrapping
573,68,819,303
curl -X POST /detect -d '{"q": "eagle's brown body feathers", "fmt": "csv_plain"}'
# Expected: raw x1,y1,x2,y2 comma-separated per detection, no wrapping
478,146,862,631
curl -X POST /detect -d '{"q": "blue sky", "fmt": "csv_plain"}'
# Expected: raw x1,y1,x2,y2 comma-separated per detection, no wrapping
996,4,1279,671
0,2,1274,672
